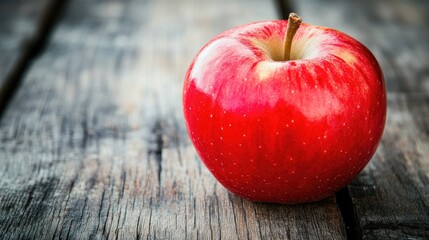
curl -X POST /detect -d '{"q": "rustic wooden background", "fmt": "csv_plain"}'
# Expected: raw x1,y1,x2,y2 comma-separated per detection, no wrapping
0,0,428,239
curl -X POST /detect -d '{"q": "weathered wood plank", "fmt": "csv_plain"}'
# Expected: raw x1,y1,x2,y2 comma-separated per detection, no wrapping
349,93,429,239
292,0,429,238
0,0,347,239
0,0,61,108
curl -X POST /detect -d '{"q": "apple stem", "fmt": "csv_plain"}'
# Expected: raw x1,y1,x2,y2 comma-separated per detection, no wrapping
284,13,302,61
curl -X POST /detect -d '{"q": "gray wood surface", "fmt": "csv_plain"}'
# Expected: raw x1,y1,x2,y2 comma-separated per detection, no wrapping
294,0,429,238
1,0,428,239
0,0,348,239
0,0,56,107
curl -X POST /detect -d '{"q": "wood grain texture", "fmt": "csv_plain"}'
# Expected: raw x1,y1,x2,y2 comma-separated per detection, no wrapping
0,0,58,108
293,0,429,238
349,94,429,239
0,0,347,239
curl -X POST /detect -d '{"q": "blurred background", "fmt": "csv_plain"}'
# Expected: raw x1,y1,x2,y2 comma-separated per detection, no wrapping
0,0,428,239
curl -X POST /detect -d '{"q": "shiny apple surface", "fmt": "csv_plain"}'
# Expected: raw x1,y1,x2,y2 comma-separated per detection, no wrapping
183,20,386,203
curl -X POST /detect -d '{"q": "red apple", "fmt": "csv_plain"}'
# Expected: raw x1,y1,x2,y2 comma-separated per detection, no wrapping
182,14,386,203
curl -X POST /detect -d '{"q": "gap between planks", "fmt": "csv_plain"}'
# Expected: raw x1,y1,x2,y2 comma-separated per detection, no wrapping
0,0,69,118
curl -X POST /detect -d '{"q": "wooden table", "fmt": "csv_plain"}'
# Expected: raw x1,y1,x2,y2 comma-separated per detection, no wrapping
0,0,428,239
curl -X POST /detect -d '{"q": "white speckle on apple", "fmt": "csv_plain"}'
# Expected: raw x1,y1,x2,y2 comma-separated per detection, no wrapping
184,20,387,203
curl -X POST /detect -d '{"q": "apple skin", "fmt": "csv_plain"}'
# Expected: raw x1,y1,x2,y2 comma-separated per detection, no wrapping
183,20,386,203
